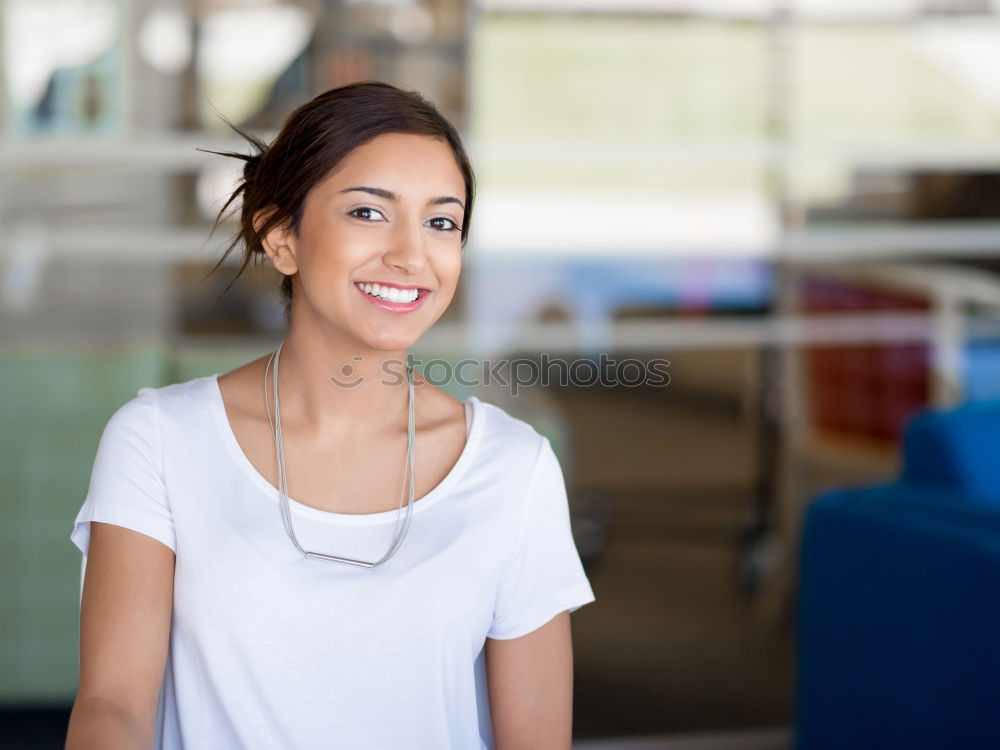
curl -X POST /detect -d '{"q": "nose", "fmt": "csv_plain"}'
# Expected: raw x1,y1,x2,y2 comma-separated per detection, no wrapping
381,215,427,275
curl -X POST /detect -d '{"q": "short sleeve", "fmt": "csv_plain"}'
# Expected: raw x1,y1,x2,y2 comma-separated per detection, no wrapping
70,386,176,556
487,436,596,640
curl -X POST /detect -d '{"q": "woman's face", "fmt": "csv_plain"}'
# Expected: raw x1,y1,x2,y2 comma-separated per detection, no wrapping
269,132,467,352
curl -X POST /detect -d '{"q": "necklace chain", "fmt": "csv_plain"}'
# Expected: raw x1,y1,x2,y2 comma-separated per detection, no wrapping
264,341,416,568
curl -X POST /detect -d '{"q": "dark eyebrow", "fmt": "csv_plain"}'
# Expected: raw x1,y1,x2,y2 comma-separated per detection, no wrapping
340,186,464,210
429,195,465,209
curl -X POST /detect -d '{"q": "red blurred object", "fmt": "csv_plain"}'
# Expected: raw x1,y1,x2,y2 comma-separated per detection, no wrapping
801,276,930,445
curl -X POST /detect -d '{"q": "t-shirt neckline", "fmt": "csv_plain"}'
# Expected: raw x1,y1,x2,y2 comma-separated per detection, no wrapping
208,373,484,525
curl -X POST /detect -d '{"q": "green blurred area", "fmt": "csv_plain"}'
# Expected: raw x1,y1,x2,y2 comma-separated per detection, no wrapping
0,348,231,701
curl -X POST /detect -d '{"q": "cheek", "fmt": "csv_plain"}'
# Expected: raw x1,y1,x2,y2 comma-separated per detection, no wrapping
298,231,366,279
432,246,463,280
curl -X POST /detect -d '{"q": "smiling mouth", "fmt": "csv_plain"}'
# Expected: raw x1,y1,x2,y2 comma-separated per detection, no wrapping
354,281,429,301
354,282,430,311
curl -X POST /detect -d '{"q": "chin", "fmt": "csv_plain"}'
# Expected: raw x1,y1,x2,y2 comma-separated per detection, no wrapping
363,329,428,352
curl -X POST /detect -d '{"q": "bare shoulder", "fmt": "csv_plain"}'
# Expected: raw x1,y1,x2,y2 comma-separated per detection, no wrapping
411,370,468,431
216,354,271,418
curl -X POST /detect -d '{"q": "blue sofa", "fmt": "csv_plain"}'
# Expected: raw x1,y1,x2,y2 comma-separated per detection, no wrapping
794,399,1000,750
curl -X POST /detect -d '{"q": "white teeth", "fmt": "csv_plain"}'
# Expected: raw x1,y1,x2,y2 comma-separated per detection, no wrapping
358,283,418,304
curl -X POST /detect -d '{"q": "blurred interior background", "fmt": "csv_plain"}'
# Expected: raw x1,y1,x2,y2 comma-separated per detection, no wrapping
4,0,1000,748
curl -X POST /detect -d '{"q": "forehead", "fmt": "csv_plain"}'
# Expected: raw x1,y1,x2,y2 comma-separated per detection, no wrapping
325,132,465,193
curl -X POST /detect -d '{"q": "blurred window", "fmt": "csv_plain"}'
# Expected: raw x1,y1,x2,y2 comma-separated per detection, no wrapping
197,2,315,129
2,0,124,134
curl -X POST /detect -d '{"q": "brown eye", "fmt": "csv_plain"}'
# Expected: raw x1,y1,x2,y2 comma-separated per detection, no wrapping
349,207,385,221
428,217,459,232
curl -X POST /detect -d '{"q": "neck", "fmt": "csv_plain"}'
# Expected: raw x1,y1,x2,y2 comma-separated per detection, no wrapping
268,330,415,440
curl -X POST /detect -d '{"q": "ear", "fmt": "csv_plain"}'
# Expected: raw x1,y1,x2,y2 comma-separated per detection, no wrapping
254,207,299,276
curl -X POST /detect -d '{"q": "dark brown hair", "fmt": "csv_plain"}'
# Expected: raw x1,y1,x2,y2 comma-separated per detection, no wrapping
200,81,476,321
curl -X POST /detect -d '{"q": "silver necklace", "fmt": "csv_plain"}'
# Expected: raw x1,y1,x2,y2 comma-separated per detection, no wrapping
264,340,416,568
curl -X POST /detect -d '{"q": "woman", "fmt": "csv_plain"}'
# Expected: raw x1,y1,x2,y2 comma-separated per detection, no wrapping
66,81,595,749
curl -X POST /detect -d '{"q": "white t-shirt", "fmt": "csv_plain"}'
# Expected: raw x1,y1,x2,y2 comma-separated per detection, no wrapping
71,374,596,749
